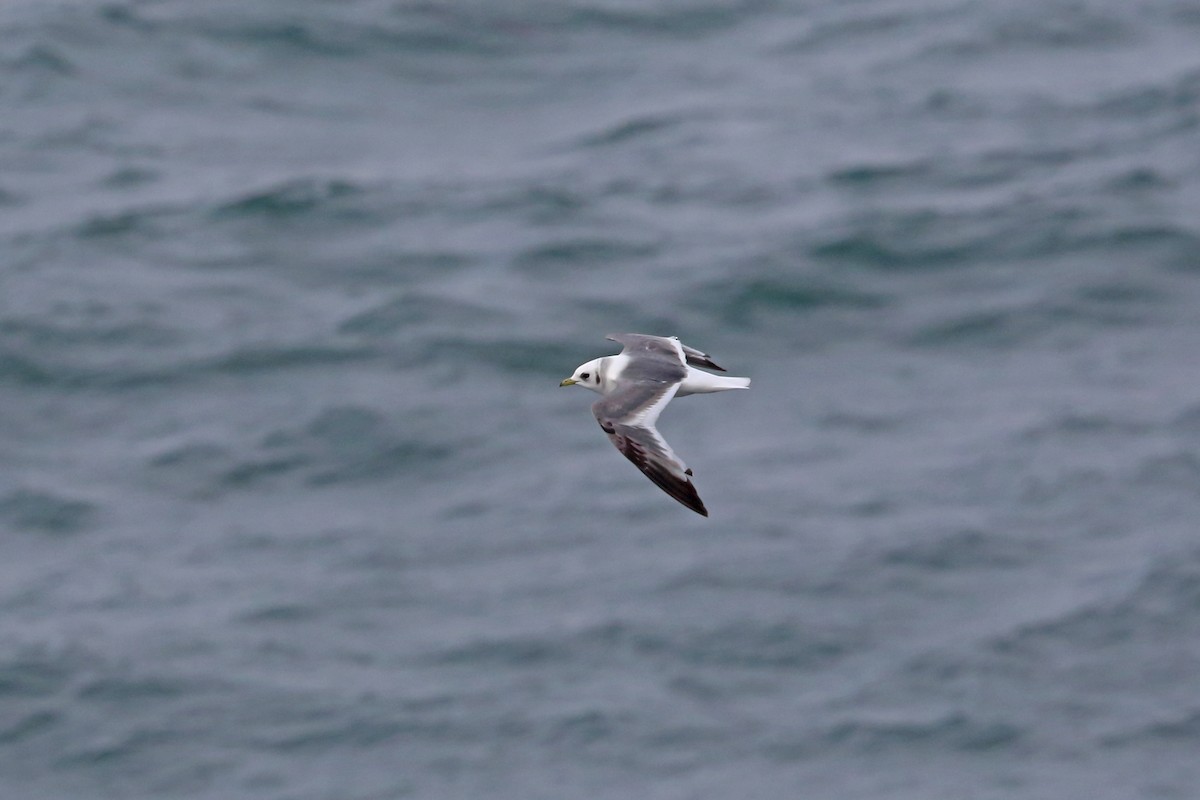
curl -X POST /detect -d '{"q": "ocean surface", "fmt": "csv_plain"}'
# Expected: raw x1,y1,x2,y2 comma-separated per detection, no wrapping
3,1,1200,798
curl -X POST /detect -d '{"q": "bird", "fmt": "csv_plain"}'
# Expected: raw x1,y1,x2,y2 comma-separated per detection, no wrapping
559,334,750,516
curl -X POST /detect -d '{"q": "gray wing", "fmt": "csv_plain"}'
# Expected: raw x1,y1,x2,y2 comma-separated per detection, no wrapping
592,381,708,517
605,333,725,372
605,333,685,365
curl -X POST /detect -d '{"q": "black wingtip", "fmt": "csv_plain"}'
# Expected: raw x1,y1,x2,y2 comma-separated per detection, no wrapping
669,485,708,517
645,468,708,517
687,488,709,517
685,354,726,372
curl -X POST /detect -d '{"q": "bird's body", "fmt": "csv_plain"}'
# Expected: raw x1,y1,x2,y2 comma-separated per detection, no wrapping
596,353,749,397
560,334,750,516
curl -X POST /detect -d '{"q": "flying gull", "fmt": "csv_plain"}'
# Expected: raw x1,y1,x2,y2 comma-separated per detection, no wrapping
560,334,750,516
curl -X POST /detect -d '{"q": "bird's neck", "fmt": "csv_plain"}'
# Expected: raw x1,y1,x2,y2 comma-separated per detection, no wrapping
597,355,626,394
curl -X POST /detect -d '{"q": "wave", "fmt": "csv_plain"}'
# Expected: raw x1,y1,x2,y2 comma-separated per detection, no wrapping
0,488,96,536
1092,67,1200,120
208,178,371,221
2,42,78,76
815,711,1022,755
573,113,687,149
879,527,1031,572
690,275,888,327
973,550,1200,668
338,292,507,338
1103,709,1200,745
826,159,933,188
56,176,387,248
404,336,596,376
566,1,766,39
806,210,990,271
908,275,1169,349
96,2,534,62
149,405,454,497
427,616,850,674
0,646,78,699
0,338,372,390
0,710,59,746
803,204,1197,274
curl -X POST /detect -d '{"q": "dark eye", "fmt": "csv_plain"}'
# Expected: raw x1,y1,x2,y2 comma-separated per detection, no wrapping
581,372,590,380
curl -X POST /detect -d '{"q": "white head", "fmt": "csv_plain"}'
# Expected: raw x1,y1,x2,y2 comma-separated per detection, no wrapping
559,357,605,393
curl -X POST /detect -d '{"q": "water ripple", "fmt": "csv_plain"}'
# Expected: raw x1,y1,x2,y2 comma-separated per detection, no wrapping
0,488,96,536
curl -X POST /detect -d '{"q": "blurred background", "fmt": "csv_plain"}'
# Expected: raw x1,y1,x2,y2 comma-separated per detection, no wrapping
3,1,1200,798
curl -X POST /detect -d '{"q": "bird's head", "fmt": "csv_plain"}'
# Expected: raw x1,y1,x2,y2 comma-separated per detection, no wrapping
559,358,605,393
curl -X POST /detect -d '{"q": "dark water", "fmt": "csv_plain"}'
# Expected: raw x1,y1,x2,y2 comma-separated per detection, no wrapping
3,1,1200,797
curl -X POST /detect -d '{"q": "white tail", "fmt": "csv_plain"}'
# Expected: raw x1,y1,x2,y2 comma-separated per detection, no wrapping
678,369,751,396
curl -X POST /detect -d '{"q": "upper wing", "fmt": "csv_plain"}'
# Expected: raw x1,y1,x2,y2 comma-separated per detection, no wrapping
592,381,708,517
605,333,725,372
605,333,685,365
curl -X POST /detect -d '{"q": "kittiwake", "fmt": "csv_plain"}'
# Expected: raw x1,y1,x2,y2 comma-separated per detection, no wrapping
559,334,750,517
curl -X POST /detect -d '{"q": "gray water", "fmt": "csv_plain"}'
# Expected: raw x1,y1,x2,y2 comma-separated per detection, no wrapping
3,1,1200,798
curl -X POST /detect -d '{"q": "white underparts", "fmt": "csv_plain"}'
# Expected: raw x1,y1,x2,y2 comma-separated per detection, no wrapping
676,367,752,397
